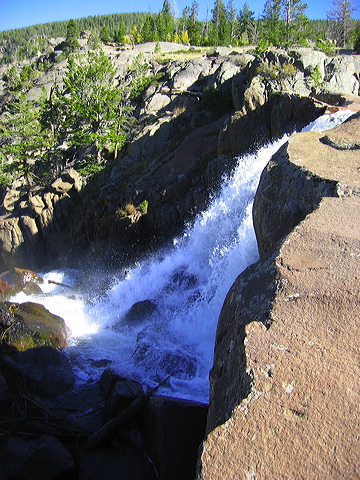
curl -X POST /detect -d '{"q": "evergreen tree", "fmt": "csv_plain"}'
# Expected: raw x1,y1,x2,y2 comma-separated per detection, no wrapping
261,0,283,47
186,2,202,45
0,94,47,179
210,0,230,45
238,3,256,45
114,21,126,43
141,15,156,42
326,0,357,47
100,26,110,42
156,0,175,41
283,0,309,46
65,19,80,52
59,50,126,161
227,0,238,44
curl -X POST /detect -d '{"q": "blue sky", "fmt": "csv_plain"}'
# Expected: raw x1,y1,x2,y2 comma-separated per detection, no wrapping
1,0,359,31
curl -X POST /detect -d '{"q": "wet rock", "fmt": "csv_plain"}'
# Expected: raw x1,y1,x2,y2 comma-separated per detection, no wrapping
133,330,197,380
103,377,144,421
122,300,157,326
143,395,208,480
0,346,75,397
0,267,44,299
0,301,69,351
0,434,74,480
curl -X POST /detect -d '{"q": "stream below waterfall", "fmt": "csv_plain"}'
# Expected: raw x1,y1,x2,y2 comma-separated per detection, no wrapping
11,110,354,404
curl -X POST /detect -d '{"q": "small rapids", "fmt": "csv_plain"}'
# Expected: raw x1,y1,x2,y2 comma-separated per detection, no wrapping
11,110,354,403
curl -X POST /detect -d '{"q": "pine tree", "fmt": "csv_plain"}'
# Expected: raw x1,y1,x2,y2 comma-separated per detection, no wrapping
186,2,202,45
326,0,357,47
283,0,309,46
0,94,47,179
261,0,283,47
227,0,238,45
238,3,256,45
157,0,175,41
100,26,110,42
65,19,80,52
210,0,230,45
59,50,126,161
141,16,156,42
113,21,126,43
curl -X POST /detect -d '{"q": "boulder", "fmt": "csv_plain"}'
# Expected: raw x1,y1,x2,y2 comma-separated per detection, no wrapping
0,301,69,350
121,299,157,326
0,267,44,299
0,345,75,396
0,434,74,480
324,55,360,95
290,47,327,78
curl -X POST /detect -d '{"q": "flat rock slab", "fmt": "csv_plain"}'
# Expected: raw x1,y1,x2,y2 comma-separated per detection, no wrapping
288,113,360,191
198,196,360,479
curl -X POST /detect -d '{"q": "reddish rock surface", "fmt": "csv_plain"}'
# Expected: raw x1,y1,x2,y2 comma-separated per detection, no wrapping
198,113,360,480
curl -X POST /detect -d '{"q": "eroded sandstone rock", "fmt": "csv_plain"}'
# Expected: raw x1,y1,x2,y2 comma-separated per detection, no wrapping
199,196,360,480
198,110,360,480
253,112,360,257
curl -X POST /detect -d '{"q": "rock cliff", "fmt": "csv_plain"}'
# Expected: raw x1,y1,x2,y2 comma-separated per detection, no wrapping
197,113,360,479
1,46,359,270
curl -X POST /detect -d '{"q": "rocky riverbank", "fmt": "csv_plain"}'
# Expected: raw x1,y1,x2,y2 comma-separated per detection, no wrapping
0,43,359,479
1,44,359,271
197,112,360,480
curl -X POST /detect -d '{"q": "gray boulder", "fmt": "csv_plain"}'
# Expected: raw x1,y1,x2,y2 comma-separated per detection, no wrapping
0,346,75,397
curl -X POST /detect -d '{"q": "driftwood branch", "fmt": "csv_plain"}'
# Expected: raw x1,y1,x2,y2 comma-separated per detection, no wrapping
84,376,170,451
47,279,73,289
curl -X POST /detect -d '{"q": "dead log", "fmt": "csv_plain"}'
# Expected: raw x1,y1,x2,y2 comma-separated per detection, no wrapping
84,377,170,451
47,280,73,289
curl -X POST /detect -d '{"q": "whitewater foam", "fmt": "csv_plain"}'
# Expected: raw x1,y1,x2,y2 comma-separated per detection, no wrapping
10,109,355,402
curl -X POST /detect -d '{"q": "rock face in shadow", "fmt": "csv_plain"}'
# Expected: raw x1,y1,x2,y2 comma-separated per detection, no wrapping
198,113,360,479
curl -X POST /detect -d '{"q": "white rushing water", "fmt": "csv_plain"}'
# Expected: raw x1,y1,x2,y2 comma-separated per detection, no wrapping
11,110,354,403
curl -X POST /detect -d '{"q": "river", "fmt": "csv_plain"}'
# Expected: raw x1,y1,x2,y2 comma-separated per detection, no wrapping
11,109,354,403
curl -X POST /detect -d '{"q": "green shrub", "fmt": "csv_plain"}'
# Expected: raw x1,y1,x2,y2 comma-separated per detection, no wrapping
309,65,323,87
76,162,106,177
140,199,148,214
315,38,336,56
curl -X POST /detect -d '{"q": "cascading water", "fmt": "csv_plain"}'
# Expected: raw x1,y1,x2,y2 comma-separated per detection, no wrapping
10,110,354,403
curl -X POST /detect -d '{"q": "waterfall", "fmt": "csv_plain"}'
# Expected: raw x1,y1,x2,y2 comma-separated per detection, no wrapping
11,110,354,403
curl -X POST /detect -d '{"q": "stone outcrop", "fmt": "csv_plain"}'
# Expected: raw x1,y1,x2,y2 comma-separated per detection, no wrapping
253,112,360,257
197,113,360,479
0,169,82,270
1,48,360,270
0,348,208,480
